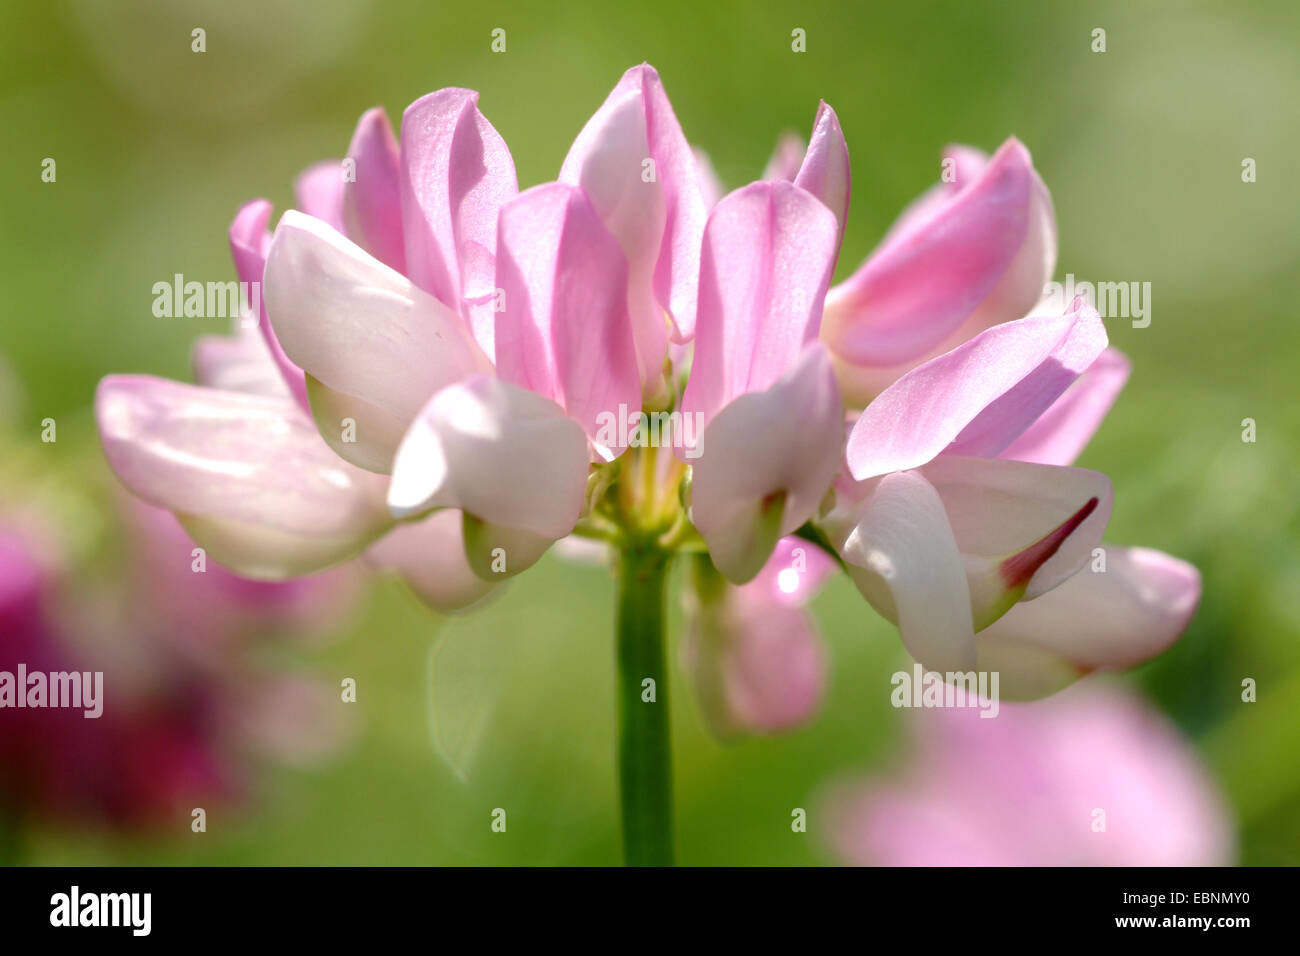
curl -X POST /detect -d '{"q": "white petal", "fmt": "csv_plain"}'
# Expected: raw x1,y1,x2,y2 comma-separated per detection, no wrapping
976,547,1201,699
387,376,590,540
97,375,391,578
264,210,491,471
366,509,497,612
689,345,843,582
832,470,976,672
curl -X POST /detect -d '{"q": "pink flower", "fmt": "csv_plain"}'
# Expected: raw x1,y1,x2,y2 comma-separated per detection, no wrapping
821,140,1057,404
818,313,1198,693
99,103,508,611
681,537,835,735
95,63,1200,716
822,682,1234,866
1,521,229,829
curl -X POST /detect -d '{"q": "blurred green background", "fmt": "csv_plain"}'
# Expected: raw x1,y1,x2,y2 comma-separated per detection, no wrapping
1,0,1297,864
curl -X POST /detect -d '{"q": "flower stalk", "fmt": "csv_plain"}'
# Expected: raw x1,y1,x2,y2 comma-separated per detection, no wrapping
614,537,675,866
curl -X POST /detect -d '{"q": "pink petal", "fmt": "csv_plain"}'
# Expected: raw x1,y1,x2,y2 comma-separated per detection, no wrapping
95,375,391,578
568,64,707,342
559,86,668,388
365,509,497,612
263,210,492,472
387,376,590,540
228,200,310,411
824,682,1232,865
689,346,844,583
822,138,1052,367
399,87,518,356
341,107,406,272
999,348,1131,466
976,547,1201,699
877,145,991,247
846,297,1107,480
680,180,839,428
493,183,641,453
750,535,837,606
293,161,346,234
793,101,851,251
683,584,827,736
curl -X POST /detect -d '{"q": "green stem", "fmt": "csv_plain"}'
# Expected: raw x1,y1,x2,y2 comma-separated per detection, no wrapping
614,541,675,866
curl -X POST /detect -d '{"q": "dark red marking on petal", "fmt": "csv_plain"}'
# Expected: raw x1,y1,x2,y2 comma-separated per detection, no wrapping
999,496,1100,590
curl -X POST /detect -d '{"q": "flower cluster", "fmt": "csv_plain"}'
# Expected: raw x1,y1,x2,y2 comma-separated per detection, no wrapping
96,64,1200,730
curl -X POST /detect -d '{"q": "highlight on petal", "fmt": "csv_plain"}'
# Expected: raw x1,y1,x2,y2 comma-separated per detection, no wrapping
263,210,491,472
387,376,590,541
822,138,1055,369
682,582,827,736
680,180,838,428
975,547,1201,699
792,101,851,250
365,509,497,613
689,346,844,582
399,87,518,354
559,87,668,387
95,376,391,579
228,199,309,410
829,470,977,673
293,160,346,234
493,183,641,450
566,64,707,342
846,297,1107,480
751,535,837,607
341,107,406,272
999,348,1131,466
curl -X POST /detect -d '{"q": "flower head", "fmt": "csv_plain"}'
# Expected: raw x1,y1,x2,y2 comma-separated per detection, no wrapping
95,63,1201,724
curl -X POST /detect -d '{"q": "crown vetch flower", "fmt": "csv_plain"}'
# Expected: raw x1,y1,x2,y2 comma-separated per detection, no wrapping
96,63,1200,730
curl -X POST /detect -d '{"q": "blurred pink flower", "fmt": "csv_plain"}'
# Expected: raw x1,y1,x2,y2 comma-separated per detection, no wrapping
682,537,835,735
0,493,355,834
0,523,231,829
822,682,1234,866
